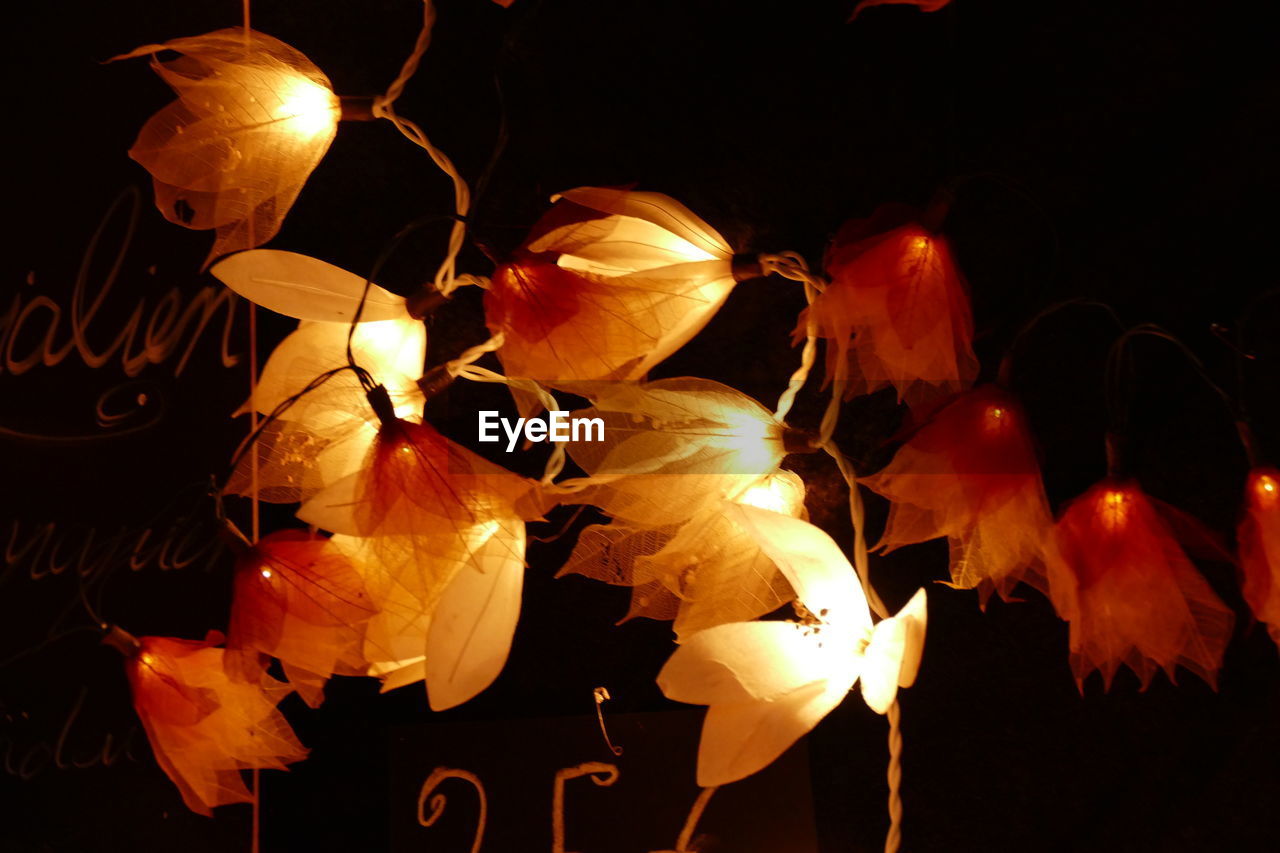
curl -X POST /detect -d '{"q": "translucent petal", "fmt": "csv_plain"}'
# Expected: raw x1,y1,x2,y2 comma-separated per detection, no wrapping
212,250,407,322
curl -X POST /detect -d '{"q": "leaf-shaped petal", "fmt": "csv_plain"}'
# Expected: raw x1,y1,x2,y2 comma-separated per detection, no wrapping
552,187,732,261
212,250,407,322
425,517,527,710
860,588,928,714
695,680,843,787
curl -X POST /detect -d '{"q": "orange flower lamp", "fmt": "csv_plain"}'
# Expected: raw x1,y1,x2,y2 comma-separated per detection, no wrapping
113,28,340,266
1239,467,1280,647
1047,479,1234,689
224,315,426,504
119,632,307,815
798,213,977,410
862,385,1053,604
298,401,543,710
227,531,375,707
485,188,736,411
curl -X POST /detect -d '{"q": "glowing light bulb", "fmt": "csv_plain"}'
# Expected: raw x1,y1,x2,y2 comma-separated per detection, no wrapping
983,404,1009,433
139,652,156,668
717,409,779,474
462,518,503,550
739,480,790,513
274,77,339,138
261,569,273,579
910,235,931,253
737,472,804,515
1253,473,1279,509
1099,489,1130,530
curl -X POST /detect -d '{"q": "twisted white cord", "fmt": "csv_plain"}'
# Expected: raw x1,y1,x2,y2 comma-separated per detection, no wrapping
884,699,903,853
758,251,827,293
762,252,827,421
821,438,890,620
444,333,505,377
675,786,718,851
775,295,818,423
372,0,472,296
452,273,491,291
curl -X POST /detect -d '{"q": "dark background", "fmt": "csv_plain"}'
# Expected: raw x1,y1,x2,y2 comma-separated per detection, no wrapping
3,0,1278,850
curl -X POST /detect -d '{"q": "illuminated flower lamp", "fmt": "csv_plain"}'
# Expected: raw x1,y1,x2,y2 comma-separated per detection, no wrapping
226,530,375,708
225,314,426,503
484,188,741,416
658,507,926,786
862,384,1054,605
561,378,796,527
850,0,953,21
1238,466,1280,647
298,389,546,709
797,208,978,411
561,470,808,639
104,628,307,816
1045,479,1235,690
113,29,341,267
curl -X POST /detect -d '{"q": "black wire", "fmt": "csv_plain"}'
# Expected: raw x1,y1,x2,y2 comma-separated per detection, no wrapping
1227,286,1280,428
529,504,588,544
468,36,512,241
223,364,371,487
998,298,1124,387
0,625,102,670
1103,324,1244,468
345,213,461,385
939,171,1064,343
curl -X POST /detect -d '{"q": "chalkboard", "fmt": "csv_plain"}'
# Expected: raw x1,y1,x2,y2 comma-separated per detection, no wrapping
3,1,1279,852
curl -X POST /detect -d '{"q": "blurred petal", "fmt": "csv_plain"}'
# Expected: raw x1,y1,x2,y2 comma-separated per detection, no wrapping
1238,468,1280,648
851,0,952,21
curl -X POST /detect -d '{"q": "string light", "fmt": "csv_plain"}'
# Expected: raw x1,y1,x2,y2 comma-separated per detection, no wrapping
90,6,1264,849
